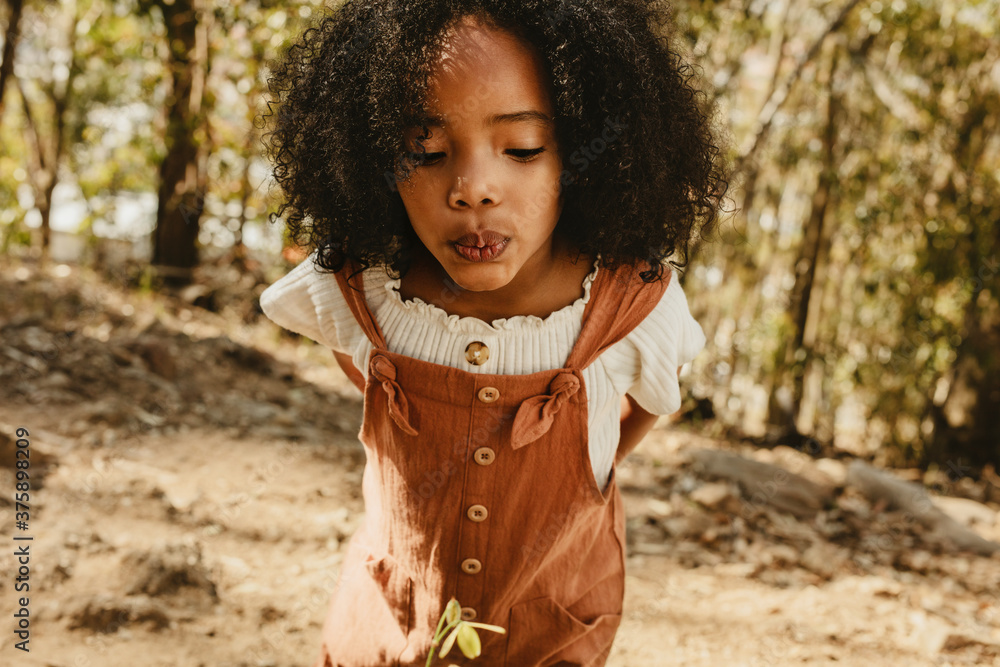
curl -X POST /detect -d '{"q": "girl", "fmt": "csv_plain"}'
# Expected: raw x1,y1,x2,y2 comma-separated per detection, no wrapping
259,1,727,665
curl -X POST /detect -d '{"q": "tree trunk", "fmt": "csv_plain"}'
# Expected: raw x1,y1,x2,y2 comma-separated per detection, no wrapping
0,0,24,119
18,77,53,258
766,44,839,442
925,91,1000,469
928,212,1000,470
16,1,78,262
930,328,1000,470
151,0,207,286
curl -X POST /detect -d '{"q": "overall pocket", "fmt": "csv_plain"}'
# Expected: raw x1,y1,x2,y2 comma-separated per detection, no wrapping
363,551,414,639
505,596,622,666
317,549,415,667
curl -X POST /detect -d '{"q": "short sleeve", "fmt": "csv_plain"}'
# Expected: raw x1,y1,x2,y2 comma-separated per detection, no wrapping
599,267,706,415
259,251,361,353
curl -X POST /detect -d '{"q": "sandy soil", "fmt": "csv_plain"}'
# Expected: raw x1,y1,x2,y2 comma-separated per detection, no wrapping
1,256,999,667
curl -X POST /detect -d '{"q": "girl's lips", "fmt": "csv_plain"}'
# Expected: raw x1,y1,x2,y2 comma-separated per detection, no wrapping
453,238,509,262
453,230,508,247
451,230,510,263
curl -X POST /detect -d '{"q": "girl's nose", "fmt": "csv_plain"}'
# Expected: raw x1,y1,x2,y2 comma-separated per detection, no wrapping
448,164,499,209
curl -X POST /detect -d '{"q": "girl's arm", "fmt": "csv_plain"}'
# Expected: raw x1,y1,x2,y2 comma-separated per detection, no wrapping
616,367,683,464
334,350,366,392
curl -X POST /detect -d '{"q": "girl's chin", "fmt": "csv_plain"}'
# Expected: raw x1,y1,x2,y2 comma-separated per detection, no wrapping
442,262,518,293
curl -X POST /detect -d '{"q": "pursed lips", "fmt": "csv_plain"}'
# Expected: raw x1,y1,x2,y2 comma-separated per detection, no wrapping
451,230,510,262
452,230,509,248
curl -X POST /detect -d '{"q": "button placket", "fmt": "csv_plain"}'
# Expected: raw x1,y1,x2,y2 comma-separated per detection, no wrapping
477,386,500,403
474,447,496,465
454,378,501,621
461,558,483,574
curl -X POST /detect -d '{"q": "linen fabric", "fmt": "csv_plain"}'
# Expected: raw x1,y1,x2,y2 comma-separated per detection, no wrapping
260,253,705,490
295,259,670,666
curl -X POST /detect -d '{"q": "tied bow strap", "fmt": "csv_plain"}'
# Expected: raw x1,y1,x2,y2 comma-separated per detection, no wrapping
369,355,418,436
510,371,581,449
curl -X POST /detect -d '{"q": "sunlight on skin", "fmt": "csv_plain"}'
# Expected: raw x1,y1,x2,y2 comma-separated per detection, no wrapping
394,16,591,323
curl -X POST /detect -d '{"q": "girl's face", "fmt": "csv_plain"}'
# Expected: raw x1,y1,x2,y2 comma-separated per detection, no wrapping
397,16,565,294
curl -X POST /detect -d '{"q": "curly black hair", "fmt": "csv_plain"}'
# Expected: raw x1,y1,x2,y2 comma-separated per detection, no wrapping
261,0,728,281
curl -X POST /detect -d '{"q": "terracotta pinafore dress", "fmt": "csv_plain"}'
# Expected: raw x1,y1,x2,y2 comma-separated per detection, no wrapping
315,260,670,667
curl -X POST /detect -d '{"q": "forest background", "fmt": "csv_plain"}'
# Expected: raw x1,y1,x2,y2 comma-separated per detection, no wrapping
1,1,999,665
3,0,997,470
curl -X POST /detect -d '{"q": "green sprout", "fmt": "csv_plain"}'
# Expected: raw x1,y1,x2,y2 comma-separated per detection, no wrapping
425,598,506,666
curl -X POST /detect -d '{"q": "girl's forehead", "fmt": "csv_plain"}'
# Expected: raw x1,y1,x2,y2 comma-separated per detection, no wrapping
416,16,555,124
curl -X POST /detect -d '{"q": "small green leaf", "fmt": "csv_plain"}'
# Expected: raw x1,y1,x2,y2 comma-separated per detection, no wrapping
445,598,461,625
464,621,506,635
456,623,482,658
439,625,460,659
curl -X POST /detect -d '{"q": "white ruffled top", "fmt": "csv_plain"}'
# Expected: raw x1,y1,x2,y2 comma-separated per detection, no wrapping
260,252,706,489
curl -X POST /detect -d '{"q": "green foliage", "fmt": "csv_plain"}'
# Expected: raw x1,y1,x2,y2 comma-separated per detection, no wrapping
3,0,313,250
426,598,505,665
676,0,999,465
2,0,996,465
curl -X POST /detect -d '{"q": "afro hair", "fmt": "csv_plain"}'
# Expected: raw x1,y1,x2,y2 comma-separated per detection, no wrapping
261,0,729,281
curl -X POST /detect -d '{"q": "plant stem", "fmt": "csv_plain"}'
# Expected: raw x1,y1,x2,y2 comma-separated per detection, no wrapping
425,619,461,667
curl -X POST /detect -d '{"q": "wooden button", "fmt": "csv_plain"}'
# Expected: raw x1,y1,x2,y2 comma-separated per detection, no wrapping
467,504,488,522
477,386,500,403
465,341,490,365
461,558,482,574
460,607,477,621
473,447,495,466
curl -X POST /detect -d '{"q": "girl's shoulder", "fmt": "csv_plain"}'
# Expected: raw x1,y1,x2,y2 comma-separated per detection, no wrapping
259,251,388,352
604,262,704,355
599,263,706,414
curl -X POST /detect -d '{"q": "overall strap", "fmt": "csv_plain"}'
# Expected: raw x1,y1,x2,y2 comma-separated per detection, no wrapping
332,261,389,350
333,261,418,434
565,260,671,370
510,260,671,449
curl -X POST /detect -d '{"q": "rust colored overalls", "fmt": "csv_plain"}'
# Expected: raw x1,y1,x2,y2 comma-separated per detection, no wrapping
315,260,669,667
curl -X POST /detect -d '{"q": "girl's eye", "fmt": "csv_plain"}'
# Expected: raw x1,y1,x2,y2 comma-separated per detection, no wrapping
506,147,546,162
405,148,546,166
407,151,445,165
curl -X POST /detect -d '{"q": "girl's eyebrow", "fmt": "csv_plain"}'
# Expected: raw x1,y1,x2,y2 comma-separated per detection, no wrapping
418,110,554,130
485,110,554,129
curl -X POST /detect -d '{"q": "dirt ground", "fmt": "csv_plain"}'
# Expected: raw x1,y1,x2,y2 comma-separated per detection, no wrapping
1,255,999,667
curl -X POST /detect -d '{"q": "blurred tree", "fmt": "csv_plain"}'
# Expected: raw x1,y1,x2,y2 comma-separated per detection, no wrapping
2,0,308,265
0,0,24,118
767,40,842,445
66,1,165,255
2,0,993,469
677,0,999,469
15,0,82,259
923,64,1000,468
138,0,208,285
833,0,999,468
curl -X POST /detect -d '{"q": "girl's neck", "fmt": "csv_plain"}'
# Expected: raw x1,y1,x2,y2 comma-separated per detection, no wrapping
399,239,595,323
